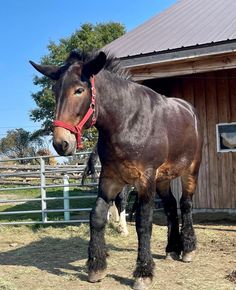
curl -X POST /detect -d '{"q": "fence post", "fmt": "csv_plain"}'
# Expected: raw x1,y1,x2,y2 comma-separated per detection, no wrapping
40,157,47,223
63,174,70,221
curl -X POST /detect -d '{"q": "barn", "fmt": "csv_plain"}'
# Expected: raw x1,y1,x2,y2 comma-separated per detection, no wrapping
105,0,236,211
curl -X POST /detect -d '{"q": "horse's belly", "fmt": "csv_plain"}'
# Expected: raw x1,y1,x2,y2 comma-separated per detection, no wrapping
118,161,143,183
113,157,190,187
155,158,189,181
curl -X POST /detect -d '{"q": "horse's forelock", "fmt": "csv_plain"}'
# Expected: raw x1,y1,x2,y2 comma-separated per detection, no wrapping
65,50,131,80
65,51,84,65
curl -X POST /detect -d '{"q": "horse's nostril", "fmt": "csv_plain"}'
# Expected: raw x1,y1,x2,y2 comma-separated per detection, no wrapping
53,139,72,156
62,140,69,151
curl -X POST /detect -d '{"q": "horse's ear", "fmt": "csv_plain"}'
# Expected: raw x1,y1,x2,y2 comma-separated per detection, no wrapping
82,51,107,78
29,61,61,80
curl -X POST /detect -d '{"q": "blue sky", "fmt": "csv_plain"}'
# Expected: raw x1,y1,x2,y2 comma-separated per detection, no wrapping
0,0,176,145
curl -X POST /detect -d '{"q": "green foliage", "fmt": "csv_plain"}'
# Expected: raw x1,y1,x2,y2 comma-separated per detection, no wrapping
0,128,44,163
30,22,126,149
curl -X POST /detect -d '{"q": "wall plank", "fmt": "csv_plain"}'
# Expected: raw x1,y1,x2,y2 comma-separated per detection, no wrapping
228,70,236,208
193,76,210,208
205,72,219,208
182,76,194,104
216,70,232,208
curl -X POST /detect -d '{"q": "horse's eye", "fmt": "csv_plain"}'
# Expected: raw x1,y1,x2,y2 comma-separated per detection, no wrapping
75,88,84,96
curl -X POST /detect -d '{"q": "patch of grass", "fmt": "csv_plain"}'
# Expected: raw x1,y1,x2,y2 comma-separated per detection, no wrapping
0,186,97,223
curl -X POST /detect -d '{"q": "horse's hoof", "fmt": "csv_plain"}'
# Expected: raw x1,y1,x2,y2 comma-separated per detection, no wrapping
182,251,195,262
88,270,106,283
133,277,152,290
165,251,180,261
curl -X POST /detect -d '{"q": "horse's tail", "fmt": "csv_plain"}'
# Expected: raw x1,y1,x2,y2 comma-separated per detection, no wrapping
81,145,98,185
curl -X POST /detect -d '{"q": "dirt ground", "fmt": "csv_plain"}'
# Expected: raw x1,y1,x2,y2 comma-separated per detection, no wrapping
0,215,235,290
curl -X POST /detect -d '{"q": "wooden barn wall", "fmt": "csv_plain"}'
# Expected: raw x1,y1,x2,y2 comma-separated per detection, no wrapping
144,69,236,209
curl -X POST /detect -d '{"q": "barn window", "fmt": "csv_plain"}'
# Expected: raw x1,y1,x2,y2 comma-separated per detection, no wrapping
216,123,236,152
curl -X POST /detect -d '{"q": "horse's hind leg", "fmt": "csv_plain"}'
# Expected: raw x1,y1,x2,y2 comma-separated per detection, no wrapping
157,180,181,260
133,179,155,290
180,170,198,262
115,185,131,236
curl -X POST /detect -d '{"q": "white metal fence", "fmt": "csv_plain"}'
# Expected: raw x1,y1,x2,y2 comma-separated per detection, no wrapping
0,152,100,225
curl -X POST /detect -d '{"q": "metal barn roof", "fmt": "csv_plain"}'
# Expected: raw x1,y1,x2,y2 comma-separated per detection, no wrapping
104,0,236,58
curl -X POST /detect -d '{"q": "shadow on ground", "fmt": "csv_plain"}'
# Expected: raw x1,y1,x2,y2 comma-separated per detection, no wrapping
0,235,137,281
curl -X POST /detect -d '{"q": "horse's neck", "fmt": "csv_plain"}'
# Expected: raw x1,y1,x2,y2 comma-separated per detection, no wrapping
95,71,131,132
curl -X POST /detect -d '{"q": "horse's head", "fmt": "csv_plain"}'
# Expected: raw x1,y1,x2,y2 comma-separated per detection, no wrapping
30,51,106,156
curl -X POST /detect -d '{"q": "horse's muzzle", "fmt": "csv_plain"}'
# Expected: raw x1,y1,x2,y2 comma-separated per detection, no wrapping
53,127,76,156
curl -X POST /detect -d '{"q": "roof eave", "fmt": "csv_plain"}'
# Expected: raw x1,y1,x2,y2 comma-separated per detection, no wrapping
119,39,236,69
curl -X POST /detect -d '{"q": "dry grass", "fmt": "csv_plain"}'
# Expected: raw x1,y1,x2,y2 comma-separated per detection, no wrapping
0,216,235,290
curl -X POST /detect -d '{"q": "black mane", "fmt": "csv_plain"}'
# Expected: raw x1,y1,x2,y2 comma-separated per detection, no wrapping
66,50,131,80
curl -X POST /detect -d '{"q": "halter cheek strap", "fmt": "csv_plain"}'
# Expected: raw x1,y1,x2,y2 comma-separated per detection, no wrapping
53,76,96,149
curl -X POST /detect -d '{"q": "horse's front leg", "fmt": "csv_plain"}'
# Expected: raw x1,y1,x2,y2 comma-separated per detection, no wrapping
133,182,155,290
87,176,123,282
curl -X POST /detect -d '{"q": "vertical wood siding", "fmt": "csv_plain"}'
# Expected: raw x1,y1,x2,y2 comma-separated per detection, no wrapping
173,71,236,209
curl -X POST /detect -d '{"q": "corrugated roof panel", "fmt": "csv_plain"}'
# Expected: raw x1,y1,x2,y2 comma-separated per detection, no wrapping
104,0,236,58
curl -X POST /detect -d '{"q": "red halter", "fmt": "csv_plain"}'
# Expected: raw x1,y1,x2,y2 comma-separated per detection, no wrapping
53,76,96,149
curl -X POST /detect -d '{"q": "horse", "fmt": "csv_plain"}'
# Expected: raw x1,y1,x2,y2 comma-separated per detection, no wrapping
30,50,203,290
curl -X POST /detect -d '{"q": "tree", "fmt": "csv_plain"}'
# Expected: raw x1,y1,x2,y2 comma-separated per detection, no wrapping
0,128,46,164
30,22,126,149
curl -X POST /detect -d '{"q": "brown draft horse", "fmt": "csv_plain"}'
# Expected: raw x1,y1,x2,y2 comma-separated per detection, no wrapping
30,51,203,290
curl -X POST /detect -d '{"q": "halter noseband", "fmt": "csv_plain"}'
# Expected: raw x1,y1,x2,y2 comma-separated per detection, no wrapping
53,76,96,149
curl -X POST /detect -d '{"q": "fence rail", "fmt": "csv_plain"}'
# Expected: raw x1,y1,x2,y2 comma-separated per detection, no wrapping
0,152,99,225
